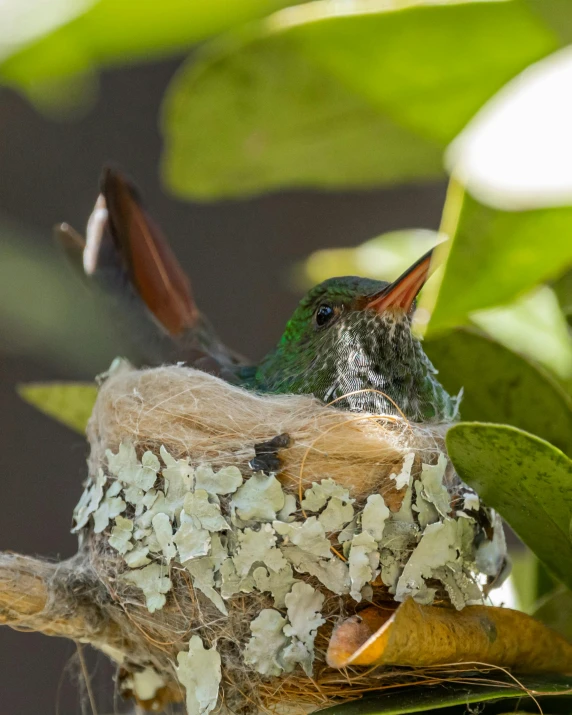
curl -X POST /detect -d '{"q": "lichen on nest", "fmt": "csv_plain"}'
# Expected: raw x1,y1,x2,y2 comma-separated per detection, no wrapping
65,361,508,714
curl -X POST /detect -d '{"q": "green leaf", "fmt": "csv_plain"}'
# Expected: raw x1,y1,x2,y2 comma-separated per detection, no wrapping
162,32,443,200
510,549,542,614
446,423,572,590
162,0,564,199
424,328,572,456
426,187,572,335
0,0,295,110
296,229,440,291
534,587,572,641
316,673,572,715
553,268,572,325
0,220,117,371
18,382,97,433
470,287,572,384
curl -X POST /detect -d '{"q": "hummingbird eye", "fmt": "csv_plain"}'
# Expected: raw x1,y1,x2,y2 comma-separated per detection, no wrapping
315,303,335,328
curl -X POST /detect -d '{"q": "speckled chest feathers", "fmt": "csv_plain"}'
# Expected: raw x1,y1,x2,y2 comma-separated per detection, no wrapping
251,275,459,423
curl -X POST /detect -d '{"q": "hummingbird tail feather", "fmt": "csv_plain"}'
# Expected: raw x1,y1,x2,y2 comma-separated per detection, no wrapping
100,166,198,337
56,166,246,373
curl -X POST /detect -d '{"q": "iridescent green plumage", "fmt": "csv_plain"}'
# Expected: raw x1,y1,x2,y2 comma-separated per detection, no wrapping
246,276,458,422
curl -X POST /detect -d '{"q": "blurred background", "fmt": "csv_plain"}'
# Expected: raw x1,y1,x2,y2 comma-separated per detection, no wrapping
0,55,445,715
1,1,572,713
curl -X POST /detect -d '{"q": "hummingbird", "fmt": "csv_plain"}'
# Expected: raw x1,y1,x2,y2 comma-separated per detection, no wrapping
57,168,457,423
249,258,458,421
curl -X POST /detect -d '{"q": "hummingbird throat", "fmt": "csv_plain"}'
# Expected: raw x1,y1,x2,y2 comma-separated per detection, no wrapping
256,310,458,423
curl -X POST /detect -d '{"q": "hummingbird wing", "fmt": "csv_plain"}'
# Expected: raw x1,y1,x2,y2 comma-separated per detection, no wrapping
55,167,247,377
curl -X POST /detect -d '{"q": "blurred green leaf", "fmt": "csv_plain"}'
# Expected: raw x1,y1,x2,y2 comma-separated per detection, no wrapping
510,550,560,612
0,0,296,110
316,673,572,715
510,550,541,614
0,220,117,373
534,587,572,641
426,188,572,334
446,423,572,590
296,229,440,290
162,0,565,199
425,329,572,456
18,382,97,433
470,287,572,383
553,268,572,325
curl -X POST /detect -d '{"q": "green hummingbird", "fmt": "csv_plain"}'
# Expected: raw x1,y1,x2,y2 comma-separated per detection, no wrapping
248,256,458,422
57,168,457,423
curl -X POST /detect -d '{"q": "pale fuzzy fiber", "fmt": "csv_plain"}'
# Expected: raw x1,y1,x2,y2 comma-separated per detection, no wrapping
88,364,455,501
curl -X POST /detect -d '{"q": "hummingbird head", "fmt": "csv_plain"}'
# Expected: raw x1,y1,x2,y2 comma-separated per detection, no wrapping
255,250,457,421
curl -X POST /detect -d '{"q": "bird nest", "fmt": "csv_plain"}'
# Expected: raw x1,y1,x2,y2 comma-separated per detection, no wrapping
36,358,508,714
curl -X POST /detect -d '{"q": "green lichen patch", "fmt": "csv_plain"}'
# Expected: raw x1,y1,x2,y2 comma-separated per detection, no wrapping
244,609,289,676
108,516,134,555
123,563,172,613
361,494,390,541
301,478,353,512
231,473,285,521
420,454,451,517
71,438,504,694
389,451,415,490
195,464,243,495
283,582,325,676
252,564,296,608
273,517,332,558
233,525,288,575
176,636,221,715
348,531,380,601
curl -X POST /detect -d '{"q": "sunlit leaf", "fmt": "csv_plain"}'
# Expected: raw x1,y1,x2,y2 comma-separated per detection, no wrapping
553,268,572,325
509,550,541,614
296,229,440,290
0,0,296,111
470,287,572,383
162,0,567,199
425,187,572,334
446,423,572,590
0,0,93,64
427,47,572,334
18,382,97,433
424,328,572,456
446,47,572,211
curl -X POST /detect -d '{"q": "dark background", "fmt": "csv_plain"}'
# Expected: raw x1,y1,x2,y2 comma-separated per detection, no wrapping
0,55,445,714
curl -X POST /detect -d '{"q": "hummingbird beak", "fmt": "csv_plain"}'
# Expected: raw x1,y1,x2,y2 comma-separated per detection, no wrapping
365,248,434,314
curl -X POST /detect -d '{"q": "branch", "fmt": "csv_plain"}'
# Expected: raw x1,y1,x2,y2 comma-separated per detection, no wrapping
0,552,123,650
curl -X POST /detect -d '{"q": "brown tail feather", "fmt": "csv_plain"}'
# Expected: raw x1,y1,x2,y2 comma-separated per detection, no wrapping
101,167,198,336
